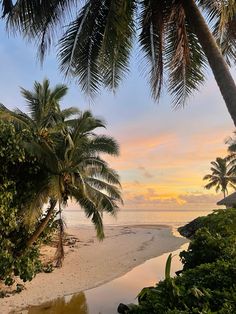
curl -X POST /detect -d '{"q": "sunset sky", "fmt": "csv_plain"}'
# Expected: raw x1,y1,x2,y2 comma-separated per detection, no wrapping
0,22,235,211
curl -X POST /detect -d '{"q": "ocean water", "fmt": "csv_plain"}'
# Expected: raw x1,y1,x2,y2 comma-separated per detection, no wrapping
64,209,213,229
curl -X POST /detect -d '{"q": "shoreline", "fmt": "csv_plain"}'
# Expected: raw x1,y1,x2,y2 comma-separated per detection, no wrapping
0,224,187,314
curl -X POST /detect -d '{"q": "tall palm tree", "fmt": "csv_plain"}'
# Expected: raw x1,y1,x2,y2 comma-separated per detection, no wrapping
0,80,122,261
2,1,236,124
203,157,236,198
24,109,122,247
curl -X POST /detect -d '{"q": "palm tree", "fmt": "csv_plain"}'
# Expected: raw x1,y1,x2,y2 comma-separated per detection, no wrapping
2,1,236,124
0,79,80,138
25,109,122,247
0,80,122,263
203,157,236,198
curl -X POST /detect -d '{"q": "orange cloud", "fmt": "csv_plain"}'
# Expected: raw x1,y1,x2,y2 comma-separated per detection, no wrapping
102,111,233,211
120,179,228,210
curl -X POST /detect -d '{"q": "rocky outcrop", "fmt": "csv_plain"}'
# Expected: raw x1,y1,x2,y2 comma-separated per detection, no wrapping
178,216,205,239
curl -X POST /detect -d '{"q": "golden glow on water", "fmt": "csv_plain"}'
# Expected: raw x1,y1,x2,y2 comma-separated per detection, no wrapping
27,243,188,314
28,293,88,314
64,209,212,227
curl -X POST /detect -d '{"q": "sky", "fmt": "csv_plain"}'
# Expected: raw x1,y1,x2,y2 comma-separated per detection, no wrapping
0,21,235,211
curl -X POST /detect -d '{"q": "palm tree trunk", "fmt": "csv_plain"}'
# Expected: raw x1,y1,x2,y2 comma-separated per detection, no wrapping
54,201,65,268
182,0,236,126
26,198,57,248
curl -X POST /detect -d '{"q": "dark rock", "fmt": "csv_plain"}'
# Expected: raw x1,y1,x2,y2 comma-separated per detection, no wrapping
67,238,76,245
117,303,130,313
178,216,205,239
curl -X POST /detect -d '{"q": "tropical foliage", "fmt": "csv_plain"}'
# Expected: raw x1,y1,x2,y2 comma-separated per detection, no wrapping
0,121,44,285
0,79,122,285
120,209,236,313
203,157,236,197
2,1,236,124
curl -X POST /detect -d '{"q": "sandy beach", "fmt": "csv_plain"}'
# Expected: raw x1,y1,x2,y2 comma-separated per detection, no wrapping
0,224,187,314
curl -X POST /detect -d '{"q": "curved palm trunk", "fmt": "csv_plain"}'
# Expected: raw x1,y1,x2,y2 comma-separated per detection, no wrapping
54,201,65,268
26,198,57,248
182,0,236,126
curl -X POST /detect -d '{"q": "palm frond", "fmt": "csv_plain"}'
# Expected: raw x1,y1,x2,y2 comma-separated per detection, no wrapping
20,79,67,126
49,83,68,102
67,111,106,161
91,211,104,240
70,186,95,217
59,0,106,96
88,163,121,186
203,154,236,196
99,0,136,91
139,0,169,99
166,2,206,108
199,0,236,65
22,180,51,226
72,110,106,138
1,0,13,17
229,182,236,190
204,180,218,190
20,81,48,124
23,140,59,174
4,1,76,61
61,107,80,120
203,174,214,180
85,177,123,202
0,104,34,130
89,135,120,156
69,185,105,240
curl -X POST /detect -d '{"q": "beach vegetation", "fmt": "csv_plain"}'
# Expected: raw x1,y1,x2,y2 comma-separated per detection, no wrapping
119,208,236,313
0,120,45,285
0,80,122,287
2,1,236,124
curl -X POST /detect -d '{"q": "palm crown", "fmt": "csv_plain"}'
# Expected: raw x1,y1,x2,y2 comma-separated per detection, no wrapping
0,79,122,245
2,1,236,115
203,157,236,198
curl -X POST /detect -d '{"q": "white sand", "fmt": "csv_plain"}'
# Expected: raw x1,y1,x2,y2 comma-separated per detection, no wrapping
0,225,187,313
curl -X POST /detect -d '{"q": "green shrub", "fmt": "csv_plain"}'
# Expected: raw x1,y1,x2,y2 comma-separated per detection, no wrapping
0,121,53,286
123,209,236,314
180,208,236,270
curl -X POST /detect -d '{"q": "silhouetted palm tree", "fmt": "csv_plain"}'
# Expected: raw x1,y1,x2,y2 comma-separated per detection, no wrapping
2,1,236,123
203,157,236,198
0,80,122,264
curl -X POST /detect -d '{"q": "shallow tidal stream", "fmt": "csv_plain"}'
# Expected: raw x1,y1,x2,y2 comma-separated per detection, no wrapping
26,242,188,314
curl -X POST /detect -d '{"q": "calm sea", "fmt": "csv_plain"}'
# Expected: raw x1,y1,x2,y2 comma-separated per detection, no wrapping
64,209,213,228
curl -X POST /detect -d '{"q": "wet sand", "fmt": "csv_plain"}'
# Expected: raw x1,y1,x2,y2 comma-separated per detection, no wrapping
0,225,187,314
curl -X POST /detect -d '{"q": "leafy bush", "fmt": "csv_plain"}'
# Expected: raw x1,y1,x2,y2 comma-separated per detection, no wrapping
121,209,236,314
0,174,43,285
179,208,236,239
180,209,236,270
0,121,51,285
